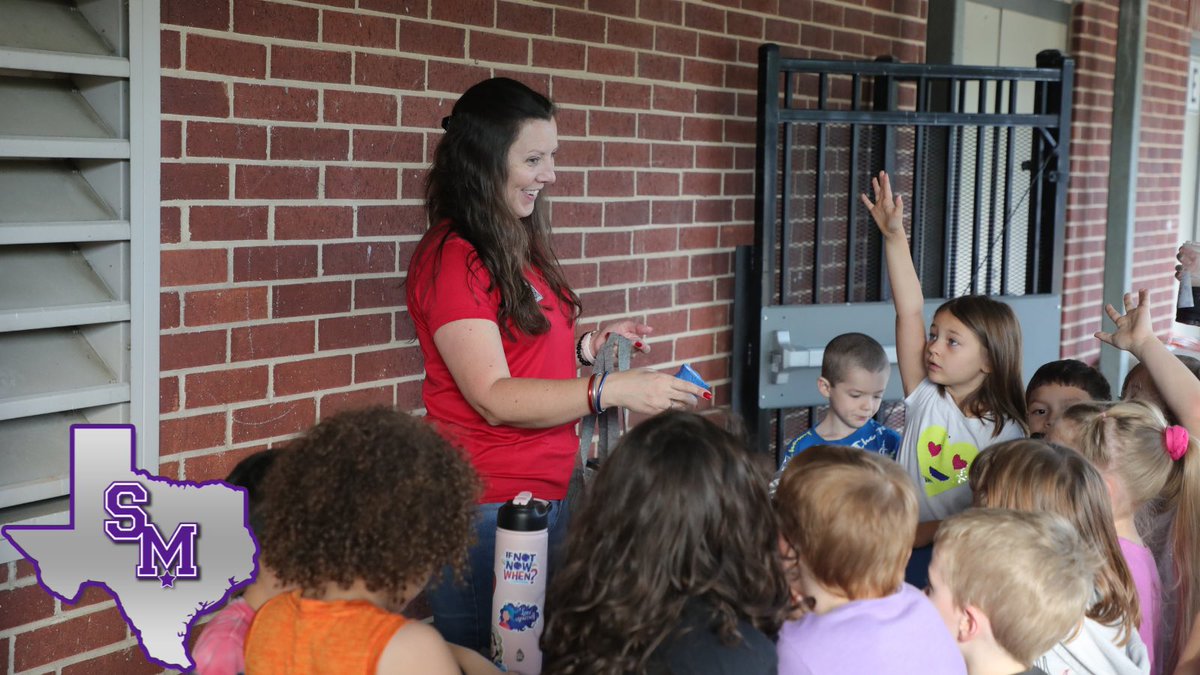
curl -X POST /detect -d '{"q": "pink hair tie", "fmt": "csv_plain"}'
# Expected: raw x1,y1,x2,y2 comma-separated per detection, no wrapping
1164,425,1190,461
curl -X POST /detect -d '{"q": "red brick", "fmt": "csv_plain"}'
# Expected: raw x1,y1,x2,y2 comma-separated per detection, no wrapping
397,20,466,58
355,52,426,89
186,121,267,159
630,283,673,311
355,277,405,309
603,141,649,167
323,242,396,276
234,0,318,40
353,130,423,163
233,245,318,281
186,366,268,408
324,90,397,126
597,258,642,286
271,46,352,84
319,314,392,350
161,248,228,286
585,230,632,257
354,346,422,382
231,321,316,361
190,206,268,241
235,165,319,200
163,0,229,29
270,127,348,161
655,25,698,57
185,287,268,326
0,584,55,631
161,331,227,371
323,11,396,49
555,8,605,41
14,607,127,672
579,288,627,315
605,81,651,109
427,60,492,96
554,76,604,106
233,400,316,442
633,227,678,254
273,281,352,318
163,77,229,118
603,199,649,227
182,447,266,485
325,167,397,200
162,30,182,70
499,1,553,33
161,375,180,413
162,163,229,201
608,17,654,49
275,355,353,396
60,645,161,675
470,31,529,65
273,206,353,240
653,85,695,114
233,83,318,122
162,119,181,158
642,0,683,22
589,170,634,197
587,45,636,77
187,34,265,78
432,0,495,26
360,0,430,13
162,412,228,455
639,113,682,141
589,110,636,137
320,386,395,417
400,95,453,129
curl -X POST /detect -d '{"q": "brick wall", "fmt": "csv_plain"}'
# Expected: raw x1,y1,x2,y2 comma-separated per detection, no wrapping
1060,0,1190,362
0,1,928,672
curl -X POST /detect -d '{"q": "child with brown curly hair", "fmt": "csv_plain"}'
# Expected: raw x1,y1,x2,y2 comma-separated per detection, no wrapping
243,407,488,674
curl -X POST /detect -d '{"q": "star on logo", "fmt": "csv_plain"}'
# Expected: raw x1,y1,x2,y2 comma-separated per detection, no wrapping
159,570,176,588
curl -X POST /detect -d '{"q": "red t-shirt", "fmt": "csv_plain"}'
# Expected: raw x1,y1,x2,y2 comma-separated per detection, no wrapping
406,231,578,503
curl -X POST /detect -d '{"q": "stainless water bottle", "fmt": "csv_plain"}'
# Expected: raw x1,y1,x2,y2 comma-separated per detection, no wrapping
491,491,551,674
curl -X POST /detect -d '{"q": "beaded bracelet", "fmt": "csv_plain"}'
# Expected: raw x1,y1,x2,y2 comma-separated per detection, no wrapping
576,331,595,367
594,371,610,414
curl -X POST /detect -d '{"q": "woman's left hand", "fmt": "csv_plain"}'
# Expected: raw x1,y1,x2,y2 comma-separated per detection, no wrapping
591,320,653,355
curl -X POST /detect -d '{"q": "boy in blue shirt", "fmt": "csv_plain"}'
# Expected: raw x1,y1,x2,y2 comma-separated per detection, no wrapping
780,332,901,470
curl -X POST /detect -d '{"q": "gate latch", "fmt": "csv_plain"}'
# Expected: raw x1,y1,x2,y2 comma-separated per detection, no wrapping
769,330,898,385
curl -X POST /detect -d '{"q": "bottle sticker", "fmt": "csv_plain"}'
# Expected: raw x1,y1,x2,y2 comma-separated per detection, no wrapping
502,550,540,585
498,603,540,632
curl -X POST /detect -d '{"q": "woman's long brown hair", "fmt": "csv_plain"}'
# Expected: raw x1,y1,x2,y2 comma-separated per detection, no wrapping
541,412,790,674
417,77,580,338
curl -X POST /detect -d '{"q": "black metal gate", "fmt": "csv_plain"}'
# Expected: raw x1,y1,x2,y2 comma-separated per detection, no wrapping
733,44,1074,457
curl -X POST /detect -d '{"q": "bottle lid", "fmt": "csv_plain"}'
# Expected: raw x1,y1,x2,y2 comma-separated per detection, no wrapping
498,491,551,532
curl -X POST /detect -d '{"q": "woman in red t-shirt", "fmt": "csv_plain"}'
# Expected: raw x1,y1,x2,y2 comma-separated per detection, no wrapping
406,77,711,653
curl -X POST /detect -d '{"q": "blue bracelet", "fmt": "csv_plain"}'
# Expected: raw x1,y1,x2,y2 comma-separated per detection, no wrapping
594,371,609,413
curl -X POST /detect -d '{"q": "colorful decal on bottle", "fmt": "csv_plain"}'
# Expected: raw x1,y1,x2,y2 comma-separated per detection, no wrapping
498,603,540,632
502,550,539,585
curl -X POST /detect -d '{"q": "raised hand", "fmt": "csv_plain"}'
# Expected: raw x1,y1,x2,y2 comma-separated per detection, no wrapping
860,171,905,240
1095,289,1156,358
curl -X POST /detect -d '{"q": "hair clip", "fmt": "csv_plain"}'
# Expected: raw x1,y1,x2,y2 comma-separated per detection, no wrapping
440,115,452,131
1164,425,1190,461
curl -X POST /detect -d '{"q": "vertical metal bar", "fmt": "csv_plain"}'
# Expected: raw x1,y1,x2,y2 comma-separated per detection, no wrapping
912,77,928,278
985,77,1004,295
1027,78,1047,295
781,72,795,304
750,43,782,455
970,78,986,295
1001,79,1017,296
814,73,828,303
847,74,861,301
942,79,962,298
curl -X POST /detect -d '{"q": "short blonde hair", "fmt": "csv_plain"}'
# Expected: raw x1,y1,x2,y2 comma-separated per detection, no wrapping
935,508,1101,665
774,444,916,600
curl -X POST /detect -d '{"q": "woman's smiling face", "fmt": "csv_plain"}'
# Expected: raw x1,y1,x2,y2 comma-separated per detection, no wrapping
504,118,558,219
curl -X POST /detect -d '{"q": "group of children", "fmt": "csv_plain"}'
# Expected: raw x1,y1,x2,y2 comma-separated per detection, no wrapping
187,171,1200,675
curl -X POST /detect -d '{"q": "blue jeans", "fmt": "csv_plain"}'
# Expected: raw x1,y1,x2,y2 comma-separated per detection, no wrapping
426,498,570,653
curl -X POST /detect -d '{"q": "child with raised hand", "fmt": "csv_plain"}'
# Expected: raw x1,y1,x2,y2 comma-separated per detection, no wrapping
862,171,1027,570
774,444,965,675
542,411,790,675
928,508,1102,675
970,439,1149,675
193,449,290,675
243,407,493,675
1025,359,1112,439
779,332,901,469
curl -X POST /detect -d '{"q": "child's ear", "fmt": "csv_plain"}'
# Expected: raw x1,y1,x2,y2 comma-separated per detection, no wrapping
816,377,832,398
959,603,986,644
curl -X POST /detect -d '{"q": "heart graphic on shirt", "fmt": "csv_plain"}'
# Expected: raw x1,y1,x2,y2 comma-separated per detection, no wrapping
916,425,980,498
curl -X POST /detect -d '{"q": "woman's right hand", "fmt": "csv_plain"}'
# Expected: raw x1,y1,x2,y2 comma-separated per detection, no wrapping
600,368,712,415
860,171,905,240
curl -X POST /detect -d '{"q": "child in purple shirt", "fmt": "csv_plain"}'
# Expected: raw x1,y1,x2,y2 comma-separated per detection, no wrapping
774,444,965,675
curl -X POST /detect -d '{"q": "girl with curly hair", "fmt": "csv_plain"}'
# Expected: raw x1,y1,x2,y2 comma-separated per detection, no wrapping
242,407,492,674
407,77,710,651
970,438,1149,675
540,411,790,674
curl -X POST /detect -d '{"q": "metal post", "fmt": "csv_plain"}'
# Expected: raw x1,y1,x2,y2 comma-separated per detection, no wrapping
1099,0,1147,391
